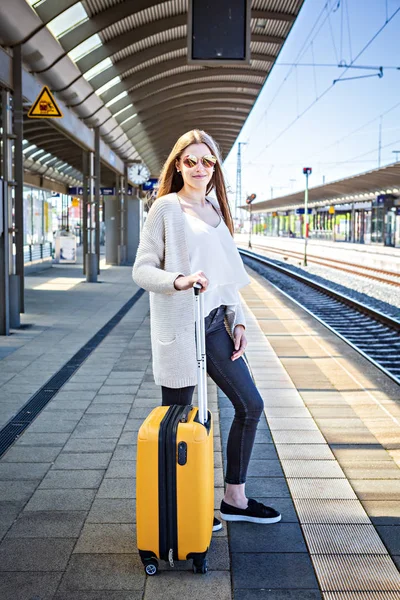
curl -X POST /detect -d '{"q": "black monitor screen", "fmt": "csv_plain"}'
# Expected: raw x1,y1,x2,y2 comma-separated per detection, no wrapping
191,0,247,61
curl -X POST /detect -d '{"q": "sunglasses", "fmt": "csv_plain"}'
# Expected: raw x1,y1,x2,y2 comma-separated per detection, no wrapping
181,154,217,169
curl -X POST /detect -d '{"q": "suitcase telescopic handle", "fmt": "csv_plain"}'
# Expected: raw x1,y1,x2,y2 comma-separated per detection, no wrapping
193,282,207,424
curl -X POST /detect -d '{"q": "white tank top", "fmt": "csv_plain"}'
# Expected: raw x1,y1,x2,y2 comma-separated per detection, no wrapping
183,204,251,318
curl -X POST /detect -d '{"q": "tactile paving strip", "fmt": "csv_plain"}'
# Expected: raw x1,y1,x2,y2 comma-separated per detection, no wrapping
267,417,319,430
281,460,345,478
271,430,327,444
312,555,400,591
275,444,335,460
295,499,370,524
323,593,400,600
303,524,388,554
287,478,357,499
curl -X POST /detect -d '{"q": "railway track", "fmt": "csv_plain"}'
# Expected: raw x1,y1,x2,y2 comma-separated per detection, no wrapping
239,248,400,386
239,242,400,287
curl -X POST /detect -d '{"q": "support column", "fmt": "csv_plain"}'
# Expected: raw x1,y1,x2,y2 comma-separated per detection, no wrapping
0,91,10,335
95,128,100,274
1,89,19,329
105,195,119,265
126,189,141,264
82,150,88,275
13,44,24,314
85,149,98,282
118,167,127,265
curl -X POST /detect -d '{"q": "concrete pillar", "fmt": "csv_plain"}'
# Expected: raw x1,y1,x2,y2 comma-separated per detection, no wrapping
126,194,141,264
104,197,119,265
118,171,127,265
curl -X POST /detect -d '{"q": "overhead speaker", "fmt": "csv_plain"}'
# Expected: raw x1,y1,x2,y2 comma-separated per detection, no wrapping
187,0,251,66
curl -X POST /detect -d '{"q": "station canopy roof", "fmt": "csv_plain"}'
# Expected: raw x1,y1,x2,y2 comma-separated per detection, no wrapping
29,0,305,174
245,162,400,212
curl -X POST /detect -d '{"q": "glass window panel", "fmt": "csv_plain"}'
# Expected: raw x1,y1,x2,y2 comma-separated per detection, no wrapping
68,34,102,62
84,57,113,81
106,91,128,108
96,76,120,96
47,3,88,39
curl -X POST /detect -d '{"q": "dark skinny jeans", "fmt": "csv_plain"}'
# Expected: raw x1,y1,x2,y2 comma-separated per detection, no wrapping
161,304,264,484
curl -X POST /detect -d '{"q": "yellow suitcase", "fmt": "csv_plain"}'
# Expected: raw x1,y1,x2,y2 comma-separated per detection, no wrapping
136,284,214,575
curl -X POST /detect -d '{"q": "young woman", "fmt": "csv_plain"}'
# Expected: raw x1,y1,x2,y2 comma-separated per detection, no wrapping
132,130,281,530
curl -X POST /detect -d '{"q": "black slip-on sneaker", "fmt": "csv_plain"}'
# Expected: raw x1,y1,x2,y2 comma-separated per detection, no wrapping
220,498,281,524
213,517,223,532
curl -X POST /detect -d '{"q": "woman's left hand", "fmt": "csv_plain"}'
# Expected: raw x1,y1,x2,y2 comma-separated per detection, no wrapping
231,325,247,361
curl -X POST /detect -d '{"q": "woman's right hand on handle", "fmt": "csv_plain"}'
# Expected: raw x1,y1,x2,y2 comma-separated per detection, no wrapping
174,270,209,292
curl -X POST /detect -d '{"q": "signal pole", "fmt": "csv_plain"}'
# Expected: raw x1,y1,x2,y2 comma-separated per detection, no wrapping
235,142,247,226
303,167,312,266
246,193,256,249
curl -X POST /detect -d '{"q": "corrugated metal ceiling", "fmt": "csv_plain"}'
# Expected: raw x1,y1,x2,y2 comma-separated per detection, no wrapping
49,0,306,173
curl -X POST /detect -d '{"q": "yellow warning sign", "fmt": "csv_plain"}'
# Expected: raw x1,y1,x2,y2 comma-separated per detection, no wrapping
27,86,63,119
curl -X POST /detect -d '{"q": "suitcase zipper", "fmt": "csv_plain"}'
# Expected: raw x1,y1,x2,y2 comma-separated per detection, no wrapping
158,405,177,561
159,405,186,564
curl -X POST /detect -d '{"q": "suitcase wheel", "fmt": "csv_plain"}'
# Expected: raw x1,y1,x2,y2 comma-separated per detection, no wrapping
144,559,159,576
193,557,208,575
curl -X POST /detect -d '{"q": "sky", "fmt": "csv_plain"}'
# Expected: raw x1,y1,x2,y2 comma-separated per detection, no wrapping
222,0,400,210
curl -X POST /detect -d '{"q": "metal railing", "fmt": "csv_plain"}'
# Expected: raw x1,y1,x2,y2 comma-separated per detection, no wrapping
23,242,53,264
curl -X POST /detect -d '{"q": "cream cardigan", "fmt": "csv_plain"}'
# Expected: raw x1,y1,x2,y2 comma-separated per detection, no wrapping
132,192,246,388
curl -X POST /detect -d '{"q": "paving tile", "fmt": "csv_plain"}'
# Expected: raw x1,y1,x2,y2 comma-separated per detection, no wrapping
144,570,231,600
54,592,143,600
25,420,79,434
0,502,23,540
281,460,345,479
287,478,357,499
0,481,38,502
6,510,87,538
229,522,307,553
58,553,144,591
0,462,51,480
39,469,105,489
14,433,70,446
268,418,319,431
272,430,326,444
0,538,75,571
1,446,61,463
248,444,278,460
245,478,291,498
0,572,62,600
362,500,400,525
52,453,112,470
295,499,370,524
234,591,322,600
86,499,134,524
231,553,319,589
342,464,400,480
25,489,96,511
311,554,400,591
97,478,134,499
113,446,137,461
74,524,136,553
375,526,400,554
350,480,400,501
303,524,387,554
239,460,284,478
275,445,335,460
70,424,125,438
62,438,118,453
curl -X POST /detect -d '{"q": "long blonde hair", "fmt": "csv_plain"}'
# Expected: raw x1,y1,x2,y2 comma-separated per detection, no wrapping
153,129,234,236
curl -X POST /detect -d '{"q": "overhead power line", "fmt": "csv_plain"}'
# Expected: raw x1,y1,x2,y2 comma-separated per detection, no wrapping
248,4,400,163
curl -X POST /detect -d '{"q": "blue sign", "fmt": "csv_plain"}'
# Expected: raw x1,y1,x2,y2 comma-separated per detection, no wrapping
143,178,158,191
295,208,312,215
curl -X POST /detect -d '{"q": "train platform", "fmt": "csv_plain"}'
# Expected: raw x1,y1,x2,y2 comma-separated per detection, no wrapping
236,234,400,274
1,256,400,600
